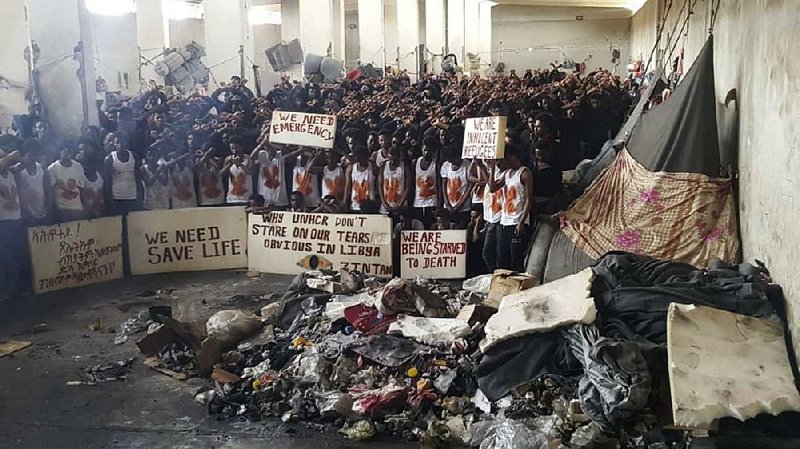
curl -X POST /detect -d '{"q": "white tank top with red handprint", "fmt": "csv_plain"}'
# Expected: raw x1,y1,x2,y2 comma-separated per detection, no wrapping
143,168,170,210
321,165,344,200
257,150,288,206
414,158,437,208
501,166,527,226
197,163,225,206
227,161,252,204
380,161,405,213
350,163,375,211
440,160,470,212
483,169,505,224
292,160,319,207
170,165,197,209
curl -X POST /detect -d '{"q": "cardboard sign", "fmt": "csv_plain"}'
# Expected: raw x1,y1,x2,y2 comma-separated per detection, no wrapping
248,212,392,276
462,116,507,159
28,216,123,293
269,111,337,148
128,207,248,275
400,230,467,279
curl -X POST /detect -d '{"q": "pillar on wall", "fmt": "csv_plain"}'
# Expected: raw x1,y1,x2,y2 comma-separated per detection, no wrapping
384,0,398,74
136,0,169,84
447,0,465,63
464,0,481,73
358,0,385,68
0,0,30,129
479,0,492,72
332,0,345,61
425,0,445,73
204,0,254,84
396,0,419,81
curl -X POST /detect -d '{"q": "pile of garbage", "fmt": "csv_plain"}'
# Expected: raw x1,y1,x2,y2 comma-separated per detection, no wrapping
125,251,797,448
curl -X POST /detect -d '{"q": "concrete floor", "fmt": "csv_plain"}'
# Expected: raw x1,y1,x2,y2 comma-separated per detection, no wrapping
0,271,413,449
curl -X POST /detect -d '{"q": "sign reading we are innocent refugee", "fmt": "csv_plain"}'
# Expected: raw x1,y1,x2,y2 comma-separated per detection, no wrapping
28,216,124,293
127,206,248,275
248,212,393,276
400,230,467,279
461,116,507,159
269,111,337,148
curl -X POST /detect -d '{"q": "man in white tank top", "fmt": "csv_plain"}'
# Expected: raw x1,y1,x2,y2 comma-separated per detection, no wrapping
13,145,49,226
440,148,472,229
480,159,505,272
412,142,439,228
0,149,26,295
221,135,255,205
168,148,198,209
377,147,411,215
321,150,345,205
49,141,88,223
249,134,304,208
488,144,533,272
292,149,322,208
196,149,226,207
104,137,141,215
344,146,376,212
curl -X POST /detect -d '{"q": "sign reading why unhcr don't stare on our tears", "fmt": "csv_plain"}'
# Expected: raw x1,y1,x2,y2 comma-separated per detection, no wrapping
247,211,392,276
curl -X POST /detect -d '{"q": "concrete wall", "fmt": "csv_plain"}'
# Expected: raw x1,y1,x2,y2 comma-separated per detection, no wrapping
344,11,359,68
169,18,206,48
630,0,800,356
491,5,631,73
91,13,139,95
0,0,30,130
253,23,281,91
27,0,85,136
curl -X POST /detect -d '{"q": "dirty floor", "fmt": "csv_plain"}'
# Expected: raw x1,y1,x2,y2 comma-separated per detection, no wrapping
0,271,413,449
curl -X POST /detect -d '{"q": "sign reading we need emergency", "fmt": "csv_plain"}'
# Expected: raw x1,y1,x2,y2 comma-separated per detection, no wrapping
461,116,507,159
269,111,337,148
248,211,392,276
400,230,467,279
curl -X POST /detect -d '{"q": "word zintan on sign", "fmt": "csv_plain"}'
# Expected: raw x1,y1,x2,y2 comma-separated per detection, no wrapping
28,216,124,293
400,230,467,279
127,206,248,275
462,116,507,159
269,111,337,148
248,212,392,276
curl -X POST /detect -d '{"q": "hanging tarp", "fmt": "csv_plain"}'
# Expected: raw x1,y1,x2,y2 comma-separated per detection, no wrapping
559,148,738,266
626,37,721,177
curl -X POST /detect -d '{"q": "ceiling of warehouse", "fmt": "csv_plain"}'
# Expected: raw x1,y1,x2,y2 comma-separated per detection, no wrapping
341,0,644,13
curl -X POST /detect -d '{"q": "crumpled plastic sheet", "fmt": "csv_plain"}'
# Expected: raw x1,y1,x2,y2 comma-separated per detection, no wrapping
376,278,449,317
324,292,375,321
206,310,263,347
114,311,151,345
349,383,407,415
566,324,651,434
315,332,360,360
462,274,493,295
466,417,549,449
284,351,331,386
348,334,428,367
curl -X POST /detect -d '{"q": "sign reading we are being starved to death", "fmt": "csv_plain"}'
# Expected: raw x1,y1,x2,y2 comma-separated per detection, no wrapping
269,111,337,148
248,211,392,276
400,230,467,279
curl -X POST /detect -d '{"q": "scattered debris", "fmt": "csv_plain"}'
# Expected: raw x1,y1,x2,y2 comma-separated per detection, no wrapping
67,358,135,385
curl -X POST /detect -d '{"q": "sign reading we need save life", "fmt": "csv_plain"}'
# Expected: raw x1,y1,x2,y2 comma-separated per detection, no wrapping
248,211,392,276
28,216,124,293
461,116,507,159
400,230,467,279
127,207,247,275
269,111,337,149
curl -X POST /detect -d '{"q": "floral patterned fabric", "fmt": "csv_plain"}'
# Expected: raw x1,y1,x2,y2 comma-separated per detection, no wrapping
558,148,740,266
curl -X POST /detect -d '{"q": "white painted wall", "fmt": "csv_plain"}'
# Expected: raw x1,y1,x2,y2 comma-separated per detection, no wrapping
425,0,445,72
91,13,139,95
358,0,384,67
396,0,420,80
384,0,399,72
253,23,282,90
344,11,360,68
0,0,30,130
137,0,168,86
447,0,465,62
204,0,254,83
630,0,800,357
169,18,206,48
491,5,631,73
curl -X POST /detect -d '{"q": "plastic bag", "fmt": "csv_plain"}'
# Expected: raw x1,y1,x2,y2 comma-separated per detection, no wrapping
206,310,263,346
462,274,493,295
466,418,548,449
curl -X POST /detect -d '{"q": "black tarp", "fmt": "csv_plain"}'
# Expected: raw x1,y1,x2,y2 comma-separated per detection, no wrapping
626,37,722,177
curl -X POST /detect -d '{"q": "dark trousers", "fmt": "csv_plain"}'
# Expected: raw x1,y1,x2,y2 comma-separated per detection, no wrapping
0,219,26,296
498,224,530,272
414,206,436,229
482,222,500,272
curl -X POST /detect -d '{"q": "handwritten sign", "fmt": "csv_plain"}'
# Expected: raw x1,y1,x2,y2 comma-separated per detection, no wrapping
248,212,392,276
462,116,507,159
28,216,123,293
269,111,337,148
127,207,247,275
400,230,467,279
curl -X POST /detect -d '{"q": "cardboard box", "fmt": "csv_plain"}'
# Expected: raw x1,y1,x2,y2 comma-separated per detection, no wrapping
483,269,536,309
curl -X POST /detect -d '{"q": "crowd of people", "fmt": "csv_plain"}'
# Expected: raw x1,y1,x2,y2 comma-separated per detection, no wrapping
0,67,634,295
